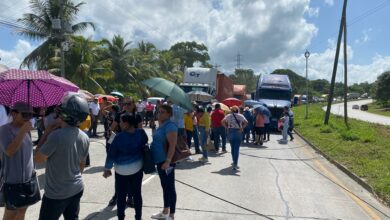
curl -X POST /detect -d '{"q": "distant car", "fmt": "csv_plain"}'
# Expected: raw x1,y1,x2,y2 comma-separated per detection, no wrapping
147,97,165,105
360,104,368,111
352,104,359,109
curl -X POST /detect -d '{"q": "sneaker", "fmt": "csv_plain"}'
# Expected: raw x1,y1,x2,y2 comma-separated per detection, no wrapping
290,137,294,141
151,212,169,219
198,157,208,163
222,149,227,153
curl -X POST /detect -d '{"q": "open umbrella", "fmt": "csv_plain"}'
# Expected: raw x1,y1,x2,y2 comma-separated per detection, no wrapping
141,77,192,111
222,97,242,107
212,102,230,112
78,89,94,101
110,91,124,98
0,69,78,107
187,91,213,102
253,104,271,117
244,99,264,107
95,94,118,103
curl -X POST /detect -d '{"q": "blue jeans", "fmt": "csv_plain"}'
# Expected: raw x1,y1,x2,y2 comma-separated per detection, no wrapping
212,126,226,151
192,125,200,152
198,126,208,158
228,129,242,165
116,170,143,220
157,163,177,214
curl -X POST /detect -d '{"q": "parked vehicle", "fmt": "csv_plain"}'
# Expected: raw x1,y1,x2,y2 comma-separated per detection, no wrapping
347,92,360,99
255,74,292,129
352,104,359,109
180,67,233,102
360,104,368,111
233,84,247,102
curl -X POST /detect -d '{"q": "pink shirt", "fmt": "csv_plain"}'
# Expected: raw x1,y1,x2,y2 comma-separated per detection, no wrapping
255,114,265,127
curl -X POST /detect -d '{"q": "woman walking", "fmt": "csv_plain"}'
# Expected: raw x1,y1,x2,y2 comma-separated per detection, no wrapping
254,109,265,146
0,102,39,220
222,106,248,170
103,114,148,220
197,106,210,163
151,104,177,220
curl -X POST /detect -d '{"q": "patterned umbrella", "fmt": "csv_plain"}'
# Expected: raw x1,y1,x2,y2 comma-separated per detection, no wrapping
187,91,213,102
0,69,79,107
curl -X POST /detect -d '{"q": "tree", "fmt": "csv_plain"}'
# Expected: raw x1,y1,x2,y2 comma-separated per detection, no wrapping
229,69,258,93
17,0,94,69
169,41,210,71
376,71,390,106
311,79,330,94
66,36,113,94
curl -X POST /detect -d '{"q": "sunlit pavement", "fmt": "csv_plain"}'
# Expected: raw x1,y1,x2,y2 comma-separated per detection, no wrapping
1,124,389,220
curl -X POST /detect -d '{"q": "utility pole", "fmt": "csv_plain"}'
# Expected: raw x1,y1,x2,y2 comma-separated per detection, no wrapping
343,8,349,128
236,52,241,69
324,0,347,125
59,0,65,78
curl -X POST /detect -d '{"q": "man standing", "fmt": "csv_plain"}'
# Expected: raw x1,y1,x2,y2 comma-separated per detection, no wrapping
211,104,227,153
35,93,90,220
88,97,100,137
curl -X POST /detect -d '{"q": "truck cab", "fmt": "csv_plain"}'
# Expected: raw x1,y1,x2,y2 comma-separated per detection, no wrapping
255,74,292,129
180,67,217,96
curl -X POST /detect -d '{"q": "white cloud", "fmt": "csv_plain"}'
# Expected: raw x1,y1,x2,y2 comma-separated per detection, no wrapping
0,40,34,68
307,7,320,17
324,0,334,6
354,28,372,44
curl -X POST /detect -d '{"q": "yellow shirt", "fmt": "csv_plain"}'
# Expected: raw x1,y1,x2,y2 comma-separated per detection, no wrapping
184,113,193,131
198,112,210,131
79,115,91,131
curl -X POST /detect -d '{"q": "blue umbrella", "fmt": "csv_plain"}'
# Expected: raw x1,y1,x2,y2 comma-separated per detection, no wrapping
244,99,264,107
253,104,271,117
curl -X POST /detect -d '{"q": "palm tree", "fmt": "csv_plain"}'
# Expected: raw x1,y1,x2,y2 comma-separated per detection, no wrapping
66,36,113,94
101,35,134,83
17,0,94,69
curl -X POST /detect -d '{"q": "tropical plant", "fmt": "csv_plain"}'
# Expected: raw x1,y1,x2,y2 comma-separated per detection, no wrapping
17,0,94,69
169,41,210,71
376,71,390,107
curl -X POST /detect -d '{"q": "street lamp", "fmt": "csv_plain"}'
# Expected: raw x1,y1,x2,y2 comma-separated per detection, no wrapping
304,50,310,119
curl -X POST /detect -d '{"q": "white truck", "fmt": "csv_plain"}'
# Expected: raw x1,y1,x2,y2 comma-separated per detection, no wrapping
180,67,218,96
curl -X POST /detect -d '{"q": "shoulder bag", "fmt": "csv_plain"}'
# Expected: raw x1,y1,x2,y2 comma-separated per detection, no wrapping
232,113,243,132
164,129,191,163
142,144,156,174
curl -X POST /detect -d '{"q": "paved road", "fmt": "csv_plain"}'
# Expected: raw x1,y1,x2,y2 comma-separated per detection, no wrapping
1,125,389,220
323,99,390,125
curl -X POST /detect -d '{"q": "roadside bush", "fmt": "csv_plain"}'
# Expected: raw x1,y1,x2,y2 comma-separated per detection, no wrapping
340,130,360,141
320,126,332,133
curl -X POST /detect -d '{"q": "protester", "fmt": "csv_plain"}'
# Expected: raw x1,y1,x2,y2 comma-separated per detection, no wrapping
35,93,89,220
0,102,37,220
0,104,11,126
222,106,248,170
242,107,253,143
263,108,271,142
103,114,148,220
279,109,290,143
100,97,110,138
108,98,141,207
286,106,294,141
79,114,92,167
145,101,155,127
191,103,201,154
136,100,146,125
197,106,210,163
88,97,100,137
211,103,227,153
150,104,177,220
254,109,265,145
184,111,194,149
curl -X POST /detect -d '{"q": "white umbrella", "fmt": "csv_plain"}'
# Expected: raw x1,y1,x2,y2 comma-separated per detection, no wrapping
187,91,213,102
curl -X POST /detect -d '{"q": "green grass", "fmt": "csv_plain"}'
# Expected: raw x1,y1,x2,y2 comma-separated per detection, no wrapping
294,104,390,205
367,102,390,117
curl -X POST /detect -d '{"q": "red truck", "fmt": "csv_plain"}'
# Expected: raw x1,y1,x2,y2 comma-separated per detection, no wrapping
216,73,234,101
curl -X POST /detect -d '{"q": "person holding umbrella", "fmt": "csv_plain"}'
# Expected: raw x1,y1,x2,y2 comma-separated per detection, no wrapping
222,106,248,170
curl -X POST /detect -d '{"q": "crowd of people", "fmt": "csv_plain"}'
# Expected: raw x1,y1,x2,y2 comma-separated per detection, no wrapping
0,93,295,220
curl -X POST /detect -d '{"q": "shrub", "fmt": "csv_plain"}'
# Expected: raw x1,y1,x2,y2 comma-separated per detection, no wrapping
320,126,332,133
340,130,360,141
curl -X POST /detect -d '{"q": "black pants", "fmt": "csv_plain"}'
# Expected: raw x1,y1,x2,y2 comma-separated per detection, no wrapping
157,163,176,214
39,190,83,220
115,170,143,220
88,115,98,136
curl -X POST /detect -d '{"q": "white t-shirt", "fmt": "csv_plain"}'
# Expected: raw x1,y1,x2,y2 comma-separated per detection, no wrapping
223,113,247,129
136,103,145,113
89,102,100,116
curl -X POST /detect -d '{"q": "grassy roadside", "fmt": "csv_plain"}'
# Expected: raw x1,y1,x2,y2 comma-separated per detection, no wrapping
367,102,390,117
293,104,390,205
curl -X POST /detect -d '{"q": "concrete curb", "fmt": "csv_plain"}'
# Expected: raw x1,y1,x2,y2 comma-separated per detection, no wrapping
294,129,389,207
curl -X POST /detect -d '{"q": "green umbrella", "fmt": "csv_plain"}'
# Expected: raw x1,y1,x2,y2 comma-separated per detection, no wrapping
110,91,124,98
141,77,192,111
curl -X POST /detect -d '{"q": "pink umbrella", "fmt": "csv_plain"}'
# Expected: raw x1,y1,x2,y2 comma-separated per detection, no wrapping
0,69,79,107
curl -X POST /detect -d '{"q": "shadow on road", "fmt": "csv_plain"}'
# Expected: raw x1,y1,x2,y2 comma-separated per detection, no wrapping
211,167,240,176
175,161,204,170
84,206,116,220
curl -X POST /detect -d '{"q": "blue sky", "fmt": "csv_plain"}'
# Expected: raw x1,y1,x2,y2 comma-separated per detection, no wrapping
1,0,390,84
